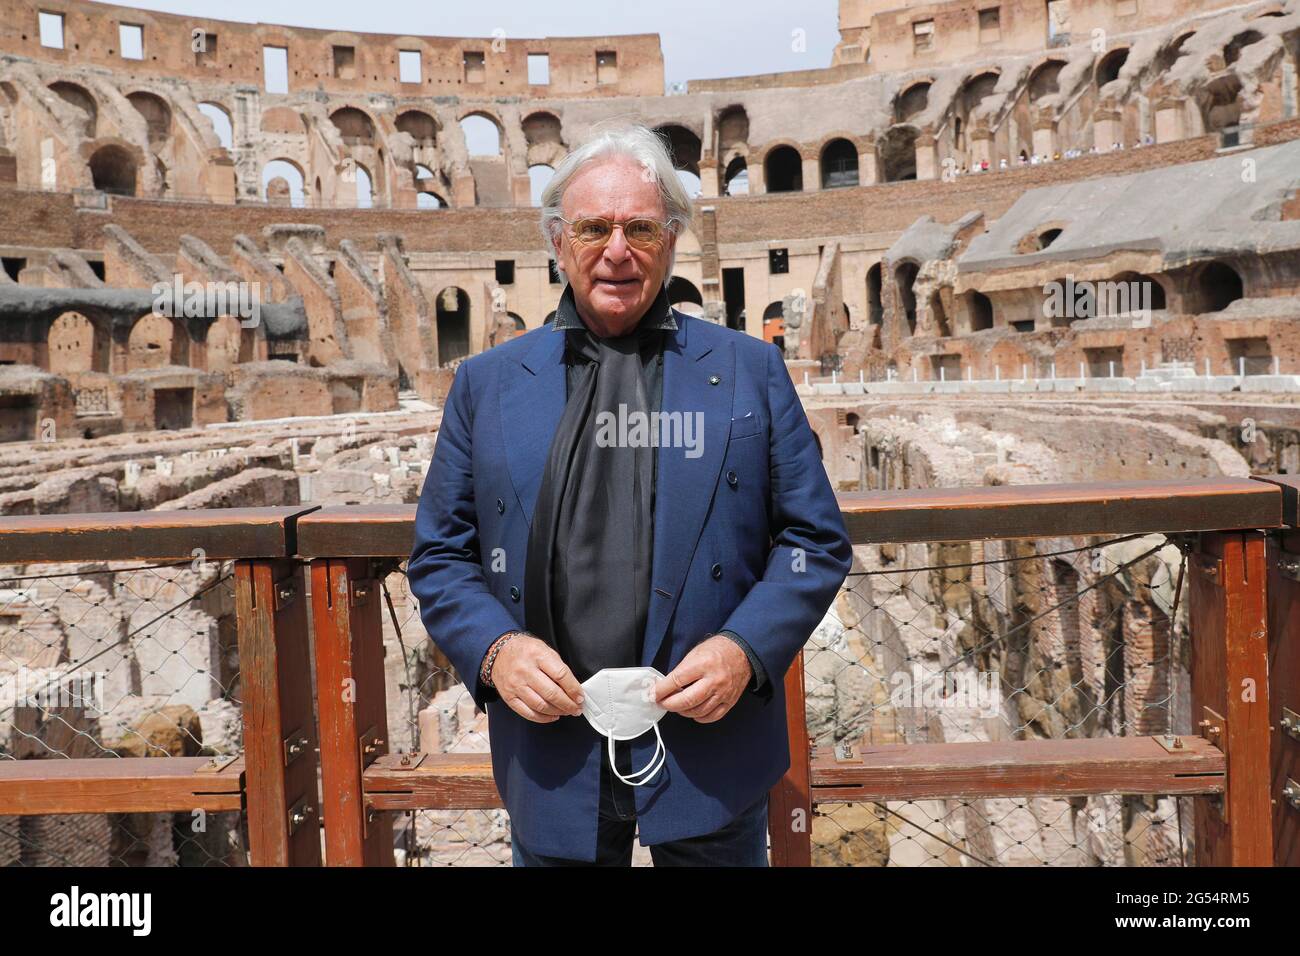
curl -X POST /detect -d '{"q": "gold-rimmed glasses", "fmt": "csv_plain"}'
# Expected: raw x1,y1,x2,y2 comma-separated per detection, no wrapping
556,215,678,250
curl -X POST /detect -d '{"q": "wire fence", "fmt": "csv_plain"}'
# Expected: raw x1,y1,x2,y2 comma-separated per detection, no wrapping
807,531,1192,866
0,520,1201,866
0,558,246,866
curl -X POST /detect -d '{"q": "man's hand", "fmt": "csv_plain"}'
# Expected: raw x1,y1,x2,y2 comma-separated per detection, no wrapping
487,633,584,723
655,634,753,723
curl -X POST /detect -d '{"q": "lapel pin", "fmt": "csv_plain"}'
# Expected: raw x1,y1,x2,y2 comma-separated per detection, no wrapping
709,375,721,385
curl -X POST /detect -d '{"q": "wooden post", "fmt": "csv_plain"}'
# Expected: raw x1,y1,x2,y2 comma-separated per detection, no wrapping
1265,529,1300,866
768,650,812,866
233,559,321,866
310,557,394,866
1187,531,1273,866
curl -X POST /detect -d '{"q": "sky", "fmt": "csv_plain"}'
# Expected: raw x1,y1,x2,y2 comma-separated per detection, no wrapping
93,0,842,90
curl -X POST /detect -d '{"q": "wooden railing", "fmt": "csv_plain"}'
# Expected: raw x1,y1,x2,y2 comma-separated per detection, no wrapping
1,475,1297,866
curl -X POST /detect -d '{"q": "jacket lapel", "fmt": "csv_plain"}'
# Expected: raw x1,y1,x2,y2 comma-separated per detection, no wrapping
499,313,733,670
500,326,567,525
641,314,733,670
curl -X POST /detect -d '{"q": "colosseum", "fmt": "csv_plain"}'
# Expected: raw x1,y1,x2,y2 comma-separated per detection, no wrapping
1,0,1299,867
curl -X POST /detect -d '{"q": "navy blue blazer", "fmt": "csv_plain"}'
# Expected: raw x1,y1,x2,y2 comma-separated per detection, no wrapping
408,309,852,861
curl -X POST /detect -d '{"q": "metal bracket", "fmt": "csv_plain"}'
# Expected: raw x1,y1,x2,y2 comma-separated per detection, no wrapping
1154,733,1189,754
1283,778,1300,813
834,740,858,762
350,578,375,608
1199,706,1229,823
393,751,426,771
1281,707,1300,742
358,724,384,769
273,578,297,612
282,728,310,767
287,797,315,836
196,753,239,773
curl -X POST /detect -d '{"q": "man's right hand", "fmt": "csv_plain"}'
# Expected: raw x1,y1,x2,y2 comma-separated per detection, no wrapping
486,633,584,723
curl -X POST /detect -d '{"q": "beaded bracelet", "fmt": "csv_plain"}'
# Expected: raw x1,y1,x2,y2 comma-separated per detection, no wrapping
480,632,520,688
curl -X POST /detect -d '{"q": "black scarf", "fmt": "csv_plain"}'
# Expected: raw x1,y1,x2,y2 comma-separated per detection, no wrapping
524,316,662,682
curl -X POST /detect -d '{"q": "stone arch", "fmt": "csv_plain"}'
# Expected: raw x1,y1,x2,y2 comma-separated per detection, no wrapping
198,101,233,149
128,312,190,370
88,144,137,195
1095,48,1129,88
723,155,748,195
866,263,883,326
522,111,565,166
435,286,471,363
1028,60,1067,102
395,109,438,147
667,276,703,315
206,315,248,372
653,124,703,177
1192,261,1244,313
895,81,932,124
762,300,785,349
528,164,553,206
1156,31,1197,72
717,106,749,152
261,158,305,205
49,81,97,137
126,91,172,144
330,106,376,145
1224,30,1264,66
763,143,802,192
460,111,503,156
1110,271,1168,312
820,137,859,189
960,71,1001,117
48,311,109,374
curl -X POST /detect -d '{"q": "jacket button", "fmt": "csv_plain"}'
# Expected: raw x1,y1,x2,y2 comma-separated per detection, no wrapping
496,498,505,514
709,375,720,385
726,470,738,487
510,586,520,602
711,563,722,580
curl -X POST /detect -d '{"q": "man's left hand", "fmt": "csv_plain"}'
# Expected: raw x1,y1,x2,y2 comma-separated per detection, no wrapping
655,635,752,723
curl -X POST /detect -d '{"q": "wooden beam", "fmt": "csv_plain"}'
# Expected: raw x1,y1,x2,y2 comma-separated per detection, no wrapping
291,480,1283,559
1188,531,1273,866
809,735,1225,803
234,558,321,866
0,757,243,815
0,506,318,563
363,753,502,811
311,557,394,866
838,478,1280,544
297,506,416,558
767,652,812,866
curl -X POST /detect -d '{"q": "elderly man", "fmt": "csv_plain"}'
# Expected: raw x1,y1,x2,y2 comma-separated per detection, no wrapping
408,123,851,866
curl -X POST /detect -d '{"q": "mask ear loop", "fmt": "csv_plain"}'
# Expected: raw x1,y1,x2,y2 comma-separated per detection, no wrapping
608,723,666,787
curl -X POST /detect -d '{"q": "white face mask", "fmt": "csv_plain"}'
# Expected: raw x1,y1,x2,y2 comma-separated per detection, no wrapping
580,666,668,787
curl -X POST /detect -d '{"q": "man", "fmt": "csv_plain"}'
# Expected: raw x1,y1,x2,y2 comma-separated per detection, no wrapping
408,123,851,866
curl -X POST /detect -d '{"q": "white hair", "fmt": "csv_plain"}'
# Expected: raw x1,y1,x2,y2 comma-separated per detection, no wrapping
539,122,693,290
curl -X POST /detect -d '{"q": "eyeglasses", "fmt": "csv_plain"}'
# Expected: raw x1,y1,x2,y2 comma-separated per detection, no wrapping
556,215,678,250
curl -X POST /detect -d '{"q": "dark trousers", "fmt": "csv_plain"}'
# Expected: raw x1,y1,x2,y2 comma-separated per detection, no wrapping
511,739,770,867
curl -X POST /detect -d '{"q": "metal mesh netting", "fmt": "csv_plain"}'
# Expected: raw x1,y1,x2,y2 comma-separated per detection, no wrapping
807,532,1193,866
0,559,246,866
